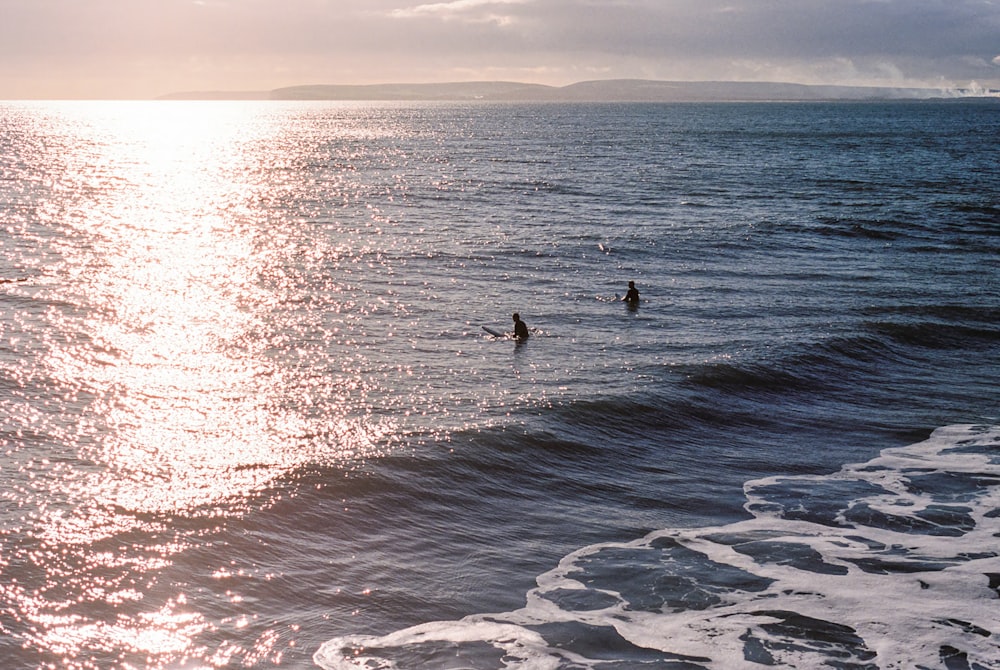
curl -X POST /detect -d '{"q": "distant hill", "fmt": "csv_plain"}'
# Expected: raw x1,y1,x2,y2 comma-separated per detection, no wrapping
159,79,996,102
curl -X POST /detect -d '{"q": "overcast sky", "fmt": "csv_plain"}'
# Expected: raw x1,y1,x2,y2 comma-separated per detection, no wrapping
2,0,999,99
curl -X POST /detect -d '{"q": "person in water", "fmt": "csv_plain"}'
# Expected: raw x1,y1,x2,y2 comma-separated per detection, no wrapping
623,281,640,306
512,313,529,340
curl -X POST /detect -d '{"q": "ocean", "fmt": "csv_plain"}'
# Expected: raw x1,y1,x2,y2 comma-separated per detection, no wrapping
0,99,997,669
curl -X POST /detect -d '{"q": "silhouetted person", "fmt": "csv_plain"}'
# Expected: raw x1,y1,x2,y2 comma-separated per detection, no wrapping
623,281,640,307
512,313,529,340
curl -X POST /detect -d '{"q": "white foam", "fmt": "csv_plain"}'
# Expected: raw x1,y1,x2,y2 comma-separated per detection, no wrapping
314,620,563,670
315,425,1000,669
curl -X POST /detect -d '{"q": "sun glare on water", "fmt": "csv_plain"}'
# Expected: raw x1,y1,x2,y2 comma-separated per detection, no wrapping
46,102,315,516
0,100,392,667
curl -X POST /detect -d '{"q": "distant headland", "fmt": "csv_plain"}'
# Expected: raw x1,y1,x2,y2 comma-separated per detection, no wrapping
159,79,998,102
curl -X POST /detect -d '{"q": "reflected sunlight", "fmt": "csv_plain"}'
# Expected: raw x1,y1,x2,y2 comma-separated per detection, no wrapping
39,102,385,523
3,100,399,668
53,103,294,514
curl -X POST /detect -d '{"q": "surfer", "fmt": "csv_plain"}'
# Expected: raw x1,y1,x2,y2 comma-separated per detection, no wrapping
512,313,529,340
623,281,640,307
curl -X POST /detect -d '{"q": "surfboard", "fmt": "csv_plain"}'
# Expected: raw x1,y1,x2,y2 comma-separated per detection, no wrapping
482,326,506,338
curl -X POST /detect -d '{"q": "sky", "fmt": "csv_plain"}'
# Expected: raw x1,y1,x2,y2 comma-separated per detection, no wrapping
1,0,999,99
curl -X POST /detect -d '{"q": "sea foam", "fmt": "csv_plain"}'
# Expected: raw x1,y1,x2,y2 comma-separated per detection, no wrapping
316,425,1000,669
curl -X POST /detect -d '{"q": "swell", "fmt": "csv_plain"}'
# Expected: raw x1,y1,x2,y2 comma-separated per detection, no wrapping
766,215,999,245
861,305,1000,349
372,295,999,473
362,303,1000,523
343,310,981,520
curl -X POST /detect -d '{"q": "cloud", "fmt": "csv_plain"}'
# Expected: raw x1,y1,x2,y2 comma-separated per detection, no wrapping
389,0,527,23
1,0,998,98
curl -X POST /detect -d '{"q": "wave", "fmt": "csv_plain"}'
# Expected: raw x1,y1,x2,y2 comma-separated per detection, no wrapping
765,214,1000,247
314,424,1000,670
868,320,1000,350
387,313,996,495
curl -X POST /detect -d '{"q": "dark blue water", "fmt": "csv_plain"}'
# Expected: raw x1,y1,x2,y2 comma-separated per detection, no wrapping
0,100,997,669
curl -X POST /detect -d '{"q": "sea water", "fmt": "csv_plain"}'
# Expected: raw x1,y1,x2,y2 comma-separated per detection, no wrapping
0,99,997,669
